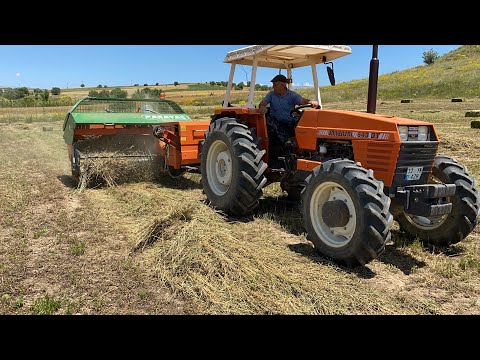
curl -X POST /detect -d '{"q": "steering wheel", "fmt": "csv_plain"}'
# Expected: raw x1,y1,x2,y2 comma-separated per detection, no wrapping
290,103,314,118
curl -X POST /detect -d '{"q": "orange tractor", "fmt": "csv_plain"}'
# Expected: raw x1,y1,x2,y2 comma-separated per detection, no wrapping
196,45,479,267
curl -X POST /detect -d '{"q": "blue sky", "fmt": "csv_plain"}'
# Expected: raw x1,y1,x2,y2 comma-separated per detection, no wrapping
0,45,460,89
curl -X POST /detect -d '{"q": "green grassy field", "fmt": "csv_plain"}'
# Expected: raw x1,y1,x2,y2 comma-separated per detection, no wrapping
0,99,479,315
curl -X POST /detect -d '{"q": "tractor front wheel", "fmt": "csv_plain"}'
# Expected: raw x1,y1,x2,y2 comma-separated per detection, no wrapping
201,117,268,216
301,159,393,267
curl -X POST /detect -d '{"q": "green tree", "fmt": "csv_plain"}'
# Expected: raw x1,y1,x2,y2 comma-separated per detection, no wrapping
41,89,49,102
33,88,43,99
97,84,103,88
110,88,128,98
80,84,85,88
98,90,110,98
51,87,61,95
174,81,179,86
3,88,22,99
422,49,439,65
17,87,30,97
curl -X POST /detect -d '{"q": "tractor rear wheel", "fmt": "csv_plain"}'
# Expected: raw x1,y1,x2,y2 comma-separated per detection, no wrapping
396,155,480,246
201,117,268,216
301,159,393,267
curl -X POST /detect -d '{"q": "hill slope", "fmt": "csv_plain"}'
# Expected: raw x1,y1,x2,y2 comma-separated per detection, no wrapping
303,45,480,102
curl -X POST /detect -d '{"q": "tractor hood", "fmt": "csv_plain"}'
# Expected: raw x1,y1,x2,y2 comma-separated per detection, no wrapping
308,109,434,131
296,109,438,147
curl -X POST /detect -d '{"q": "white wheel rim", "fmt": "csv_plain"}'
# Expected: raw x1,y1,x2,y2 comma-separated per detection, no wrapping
206,140,233,196
309,181,356,248
404,213,448,230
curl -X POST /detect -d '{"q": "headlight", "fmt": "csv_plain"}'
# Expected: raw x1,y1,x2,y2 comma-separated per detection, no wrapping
398,126,408,141
418,126,429,141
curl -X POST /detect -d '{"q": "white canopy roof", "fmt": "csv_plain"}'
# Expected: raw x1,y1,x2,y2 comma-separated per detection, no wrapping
224,45,352,69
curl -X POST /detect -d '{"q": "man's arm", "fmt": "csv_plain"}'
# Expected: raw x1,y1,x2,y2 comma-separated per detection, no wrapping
300,97,319,108
259,100,268,115
259,91,272,115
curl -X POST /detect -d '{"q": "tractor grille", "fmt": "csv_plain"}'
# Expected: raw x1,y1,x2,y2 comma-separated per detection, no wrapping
392,141,438,186
364,142,397,174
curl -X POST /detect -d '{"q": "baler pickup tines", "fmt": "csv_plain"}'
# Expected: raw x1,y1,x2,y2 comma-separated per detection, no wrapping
79,154,155,160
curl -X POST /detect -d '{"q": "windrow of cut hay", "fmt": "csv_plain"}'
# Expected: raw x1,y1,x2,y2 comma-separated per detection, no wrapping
134,198,425,315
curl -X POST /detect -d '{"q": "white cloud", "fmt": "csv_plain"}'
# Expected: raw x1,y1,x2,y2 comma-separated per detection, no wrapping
16,72,20,77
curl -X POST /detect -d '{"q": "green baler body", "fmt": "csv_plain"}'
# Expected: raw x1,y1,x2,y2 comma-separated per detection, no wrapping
63,97,192,144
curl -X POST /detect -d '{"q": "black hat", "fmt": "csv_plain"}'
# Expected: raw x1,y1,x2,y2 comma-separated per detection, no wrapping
271,74,288,83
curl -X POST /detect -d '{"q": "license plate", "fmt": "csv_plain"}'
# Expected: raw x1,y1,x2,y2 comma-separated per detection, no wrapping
405,166,423,181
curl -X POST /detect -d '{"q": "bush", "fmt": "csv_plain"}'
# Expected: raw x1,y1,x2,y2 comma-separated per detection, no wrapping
131,87,161,99
97,85,103,88
58,96,75,105
51,87,61,95
3,88,23,99
80,84,85,88
110,88,128,98
174,81,179,86
422,49,439,65
98,90,110,98
17,87,30,97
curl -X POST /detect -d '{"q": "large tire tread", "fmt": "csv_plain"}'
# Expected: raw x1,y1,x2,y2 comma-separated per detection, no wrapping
201,117,267,216
301,159,393,267
397,155,480,246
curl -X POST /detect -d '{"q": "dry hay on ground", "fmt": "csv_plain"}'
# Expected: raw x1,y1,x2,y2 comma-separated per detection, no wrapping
77,156,157,190
133,200,426,315
75,134,160,190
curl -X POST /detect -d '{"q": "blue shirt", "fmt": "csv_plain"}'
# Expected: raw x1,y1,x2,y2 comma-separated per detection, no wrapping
262,89,304,124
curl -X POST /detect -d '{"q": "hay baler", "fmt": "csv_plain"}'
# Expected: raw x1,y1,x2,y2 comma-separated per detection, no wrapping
63,97,210,181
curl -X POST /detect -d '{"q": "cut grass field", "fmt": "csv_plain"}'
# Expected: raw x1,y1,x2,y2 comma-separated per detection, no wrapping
0,100,479,314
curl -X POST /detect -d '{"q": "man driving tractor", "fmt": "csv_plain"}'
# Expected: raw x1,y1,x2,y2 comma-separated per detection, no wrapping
258,74,319,166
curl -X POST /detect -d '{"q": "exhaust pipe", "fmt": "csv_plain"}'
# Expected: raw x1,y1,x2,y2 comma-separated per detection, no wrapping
367,45,379,114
